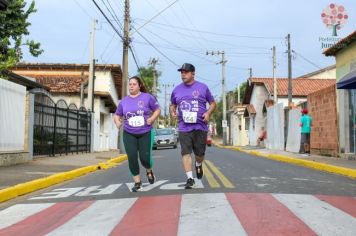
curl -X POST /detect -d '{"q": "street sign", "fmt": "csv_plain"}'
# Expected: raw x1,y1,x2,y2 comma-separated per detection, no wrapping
222,120,227,128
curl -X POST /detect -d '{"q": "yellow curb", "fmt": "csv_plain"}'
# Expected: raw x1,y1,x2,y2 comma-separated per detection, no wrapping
265,153,356,179
0,154,128,203
213,143,356,179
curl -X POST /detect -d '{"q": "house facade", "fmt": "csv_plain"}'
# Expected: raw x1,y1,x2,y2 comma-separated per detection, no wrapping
12,63,122,152
243,77,336,146
324,30,356,158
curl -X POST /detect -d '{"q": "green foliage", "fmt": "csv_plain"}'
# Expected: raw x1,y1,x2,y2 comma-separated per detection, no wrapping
212,100,223,136
0,0,43,72
137,66,161,94
233,82,247,103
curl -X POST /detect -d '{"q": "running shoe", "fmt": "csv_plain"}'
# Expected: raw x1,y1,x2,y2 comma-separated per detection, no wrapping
184,178,195,189
195,162,204,179
147,170,155,184
131,182,142,192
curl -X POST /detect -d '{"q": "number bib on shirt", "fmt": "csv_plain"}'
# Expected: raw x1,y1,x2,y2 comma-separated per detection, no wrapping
128,116,145,127
183,111,197,123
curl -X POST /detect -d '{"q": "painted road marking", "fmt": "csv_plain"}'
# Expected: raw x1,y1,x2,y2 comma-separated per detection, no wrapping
202,164,220,188
47,198,136,236
0,203,54,229
178,193,247,236
205,160,235,188
274,194,356,236
1,193,355,235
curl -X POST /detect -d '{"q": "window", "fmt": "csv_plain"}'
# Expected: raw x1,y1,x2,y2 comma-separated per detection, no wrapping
245,118,250,130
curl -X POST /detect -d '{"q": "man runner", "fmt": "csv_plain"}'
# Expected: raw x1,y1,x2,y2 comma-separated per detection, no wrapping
170,63,216,189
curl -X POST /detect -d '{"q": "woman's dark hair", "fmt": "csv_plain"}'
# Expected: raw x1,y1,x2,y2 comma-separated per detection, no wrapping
129,76,147,93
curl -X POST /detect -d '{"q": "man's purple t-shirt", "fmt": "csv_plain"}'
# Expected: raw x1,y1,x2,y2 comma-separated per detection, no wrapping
171,81,215,132
115,92,159,134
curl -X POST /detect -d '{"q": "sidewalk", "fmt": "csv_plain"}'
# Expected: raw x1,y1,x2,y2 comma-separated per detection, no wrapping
213,138,356,178
0,151,125,195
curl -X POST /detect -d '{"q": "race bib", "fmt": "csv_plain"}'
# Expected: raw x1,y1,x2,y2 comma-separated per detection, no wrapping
183,111,197,123
128,116,145,127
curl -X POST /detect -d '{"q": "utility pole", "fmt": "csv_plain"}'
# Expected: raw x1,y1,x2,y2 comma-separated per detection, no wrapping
206,50,227,145
119,0,130,154
237,83,241,104
149,58,159,97
121,0,130,99
80,70,85,108
162,84,173,127
88,19,96,111
273,46,277,103
287,34,292,106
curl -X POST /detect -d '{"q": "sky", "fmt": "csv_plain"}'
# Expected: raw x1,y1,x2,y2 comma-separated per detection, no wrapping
22,0,356,110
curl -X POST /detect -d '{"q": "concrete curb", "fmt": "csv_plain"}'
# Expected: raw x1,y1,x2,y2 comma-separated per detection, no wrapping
213,143,356,179
0,155,128,203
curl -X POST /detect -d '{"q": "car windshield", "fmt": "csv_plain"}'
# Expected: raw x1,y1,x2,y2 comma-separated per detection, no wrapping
156,129,174,135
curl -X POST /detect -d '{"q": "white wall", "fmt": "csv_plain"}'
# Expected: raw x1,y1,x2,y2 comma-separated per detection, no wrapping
266,103,285,150
306,68,336,79
276,97,307,108
0,79,26,151
249,85,269,145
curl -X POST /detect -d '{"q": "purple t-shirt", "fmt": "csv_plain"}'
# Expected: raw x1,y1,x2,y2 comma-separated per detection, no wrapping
115,92,160,134
171,81,215,132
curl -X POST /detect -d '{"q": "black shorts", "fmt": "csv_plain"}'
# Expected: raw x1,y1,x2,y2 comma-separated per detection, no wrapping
301,133,310,144
179,130,208,156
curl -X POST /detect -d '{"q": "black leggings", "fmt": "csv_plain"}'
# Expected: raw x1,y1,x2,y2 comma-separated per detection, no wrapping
123,129,154,176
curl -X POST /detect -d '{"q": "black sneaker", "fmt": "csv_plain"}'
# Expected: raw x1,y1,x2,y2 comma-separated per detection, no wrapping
147,170,155,184
131,182,142,192
195,163,204,179
184,178,195,189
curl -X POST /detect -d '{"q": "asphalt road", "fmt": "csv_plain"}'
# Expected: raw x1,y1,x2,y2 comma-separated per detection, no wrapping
1,146,355,235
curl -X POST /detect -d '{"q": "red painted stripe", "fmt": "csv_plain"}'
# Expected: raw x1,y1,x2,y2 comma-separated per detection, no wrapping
110,195,181,236
0,201,94,236
226,193,317,236
316,195,356,217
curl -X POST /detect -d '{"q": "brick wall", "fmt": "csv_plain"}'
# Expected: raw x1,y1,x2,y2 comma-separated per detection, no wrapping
308,84,338,156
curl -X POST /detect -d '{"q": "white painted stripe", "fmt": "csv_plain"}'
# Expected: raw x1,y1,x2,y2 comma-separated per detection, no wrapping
0,203,54,229
47,198,137,236
274,194,356,236
178,193,247,236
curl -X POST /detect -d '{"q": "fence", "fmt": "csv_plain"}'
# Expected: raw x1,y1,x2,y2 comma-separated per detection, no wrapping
0,79,26,152
33,94,92,156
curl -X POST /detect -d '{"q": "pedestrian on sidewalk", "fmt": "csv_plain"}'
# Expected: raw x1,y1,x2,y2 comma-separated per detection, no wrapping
300,108,312,156
170,63,216,189
114,76,161,192
257,127,267,147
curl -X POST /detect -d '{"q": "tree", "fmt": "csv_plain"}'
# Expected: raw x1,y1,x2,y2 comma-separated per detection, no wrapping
212,99,223,136
321,3,348,37
0,0,43,73
137,66,161,94
233,82,247,103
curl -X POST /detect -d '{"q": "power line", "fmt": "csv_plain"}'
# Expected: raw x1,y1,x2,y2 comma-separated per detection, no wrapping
131,0,179,35
73,0,93,19
292,50,322,69
133,18,284,39
100,0,123,31
91,0,124,40
141,27,217,65
104,0,123,30
132,26,179,67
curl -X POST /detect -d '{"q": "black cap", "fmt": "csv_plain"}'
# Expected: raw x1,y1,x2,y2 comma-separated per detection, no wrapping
177,63,195,72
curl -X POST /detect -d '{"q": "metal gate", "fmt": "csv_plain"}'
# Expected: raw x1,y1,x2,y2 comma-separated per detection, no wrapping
33,94,92,156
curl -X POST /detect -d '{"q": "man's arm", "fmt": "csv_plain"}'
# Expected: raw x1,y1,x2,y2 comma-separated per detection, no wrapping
170,104,177,119
203,101,216,122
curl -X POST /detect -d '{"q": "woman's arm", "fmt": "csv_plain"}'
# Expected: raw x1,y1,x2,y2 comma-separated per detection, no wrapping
147,108,161,125
113,114,123,129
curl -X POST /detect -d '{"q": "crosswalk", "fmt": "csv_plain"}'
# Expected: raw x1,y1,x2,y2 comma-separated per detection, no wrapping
0,193,355,236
